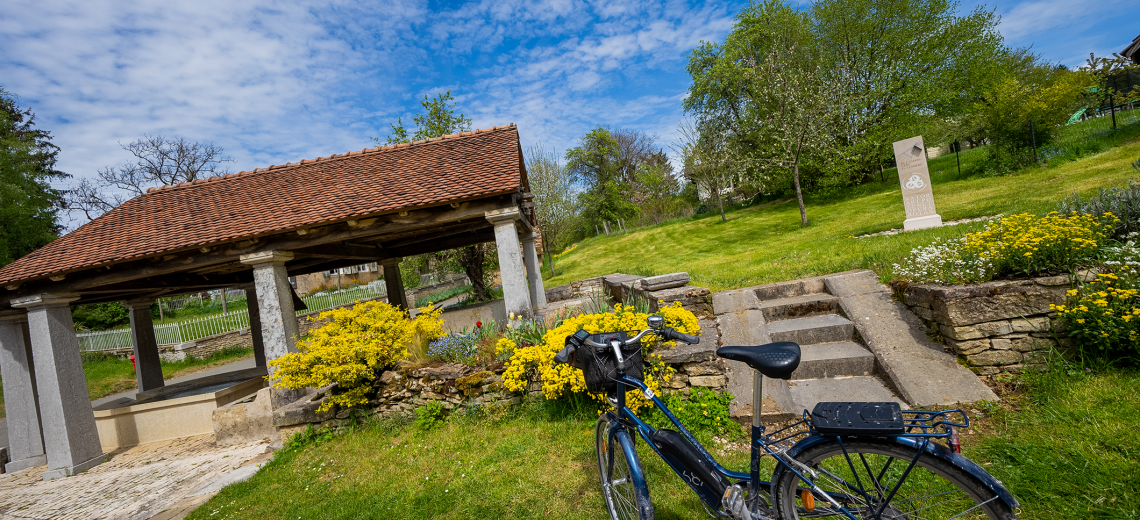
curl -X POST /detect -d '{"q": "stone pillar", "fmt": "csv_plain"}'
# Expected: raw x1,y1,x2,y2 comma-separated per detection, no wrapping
240,251,304,408
11,293,103,480
382,259,409,310
486,208,532,320
520,231,547,310
0,313,47,473
122,299,164,392
243,284,266,368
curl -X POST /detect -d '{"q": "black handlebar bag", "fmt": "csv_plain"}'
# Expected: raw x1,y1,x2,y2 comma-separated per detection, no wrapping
576,331,645,394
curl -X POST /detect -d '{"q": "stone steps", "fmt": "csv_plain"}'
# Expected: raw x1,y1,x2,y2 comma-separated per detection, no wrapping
792,341,876,379
766,314,855,345
788,376,906,413
757,293,840,321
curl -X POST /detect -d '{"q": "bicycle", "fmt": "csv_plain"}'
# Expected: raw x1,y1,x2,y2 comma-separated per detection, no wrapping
554,315,1020,520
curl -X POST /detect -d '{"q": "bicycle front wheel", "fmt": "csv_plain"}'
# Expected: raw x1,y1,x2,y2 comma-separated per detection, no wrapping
772,439,1016,520
596,415,654,520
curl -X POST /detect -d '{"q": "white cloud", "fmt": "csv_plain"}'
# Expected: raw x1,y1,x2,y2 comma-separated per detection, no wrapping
2,0,742,226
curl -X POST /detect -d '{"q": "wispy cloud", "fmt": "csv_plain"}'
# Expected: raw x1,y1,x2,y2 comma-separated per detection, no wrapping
2,0,742,218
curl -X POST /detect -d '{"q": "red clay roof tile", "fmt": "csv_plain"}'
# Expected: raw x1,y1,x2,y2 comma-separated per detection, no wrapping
0,124,525,287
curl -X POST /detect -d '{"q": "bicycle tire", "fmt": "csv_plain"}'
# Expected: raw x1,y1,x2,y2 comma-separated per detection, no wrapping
596,415,654,520
771,439,1016,520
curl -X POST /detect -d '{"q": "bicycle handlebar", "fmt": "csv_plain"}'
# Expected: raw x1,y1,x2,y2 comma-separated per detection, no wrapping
580,327,700,348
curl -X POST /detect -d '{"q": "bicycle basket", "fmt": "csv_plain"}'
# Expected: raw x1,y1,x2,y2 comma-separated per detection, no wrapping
579,331,644,394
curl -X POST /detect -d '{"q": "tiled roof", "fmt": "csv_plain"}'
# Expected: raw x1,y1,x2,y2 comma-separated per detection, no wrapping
0,124,525,287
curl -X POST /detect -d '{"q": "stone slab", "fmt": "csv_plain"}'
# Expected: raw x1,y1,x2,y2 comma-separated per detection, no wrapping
758,293,841,322
766,314,855,345
793,342,876,379
545,284,574,303
835,272,997,406
712,289,761,314
213,387,280,447
789,376,906,413
639,272,689,291
271,392,336,427
42,453,105,480
823,269,889,298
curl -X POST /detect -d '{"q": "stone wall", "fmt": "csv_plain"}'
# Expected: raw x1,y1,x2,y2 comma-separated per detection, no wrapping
545,276,606,303
603,273,713,318
893,273,1083,375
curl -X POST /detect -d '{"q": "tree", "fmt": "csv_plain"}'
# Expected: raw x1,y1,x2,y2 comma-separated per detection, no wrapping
67,134,232,220
377,91,494,300
677,117,737,222
0,88,69,267
1085,52,1140,131
565,127,666,231
373,90,473,145
525,144,575,276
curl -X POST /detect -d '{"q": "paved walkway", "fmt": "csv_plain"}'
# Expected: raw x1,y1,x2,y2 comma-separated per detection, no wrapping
0,434,269,520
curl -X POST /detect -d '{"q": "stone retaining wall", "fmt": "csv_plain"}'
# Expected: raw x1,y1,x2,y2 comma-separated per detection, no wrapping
893,274,1084,375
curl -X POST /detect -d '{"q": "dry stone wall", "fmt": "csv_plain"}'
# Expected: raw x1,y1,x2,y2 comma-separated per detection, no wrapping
893,274,1084,375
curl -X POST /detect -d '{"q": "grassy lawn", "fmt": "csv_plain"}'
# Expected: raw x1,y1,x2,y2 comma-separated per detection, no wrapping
188,368,1140,520
188,400,755,520
545,131,1140,291
0,346,254,418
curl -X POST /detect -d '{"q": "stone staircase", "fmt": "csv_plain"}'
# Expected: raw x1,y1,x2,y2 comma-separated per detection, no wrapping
714,270,996,423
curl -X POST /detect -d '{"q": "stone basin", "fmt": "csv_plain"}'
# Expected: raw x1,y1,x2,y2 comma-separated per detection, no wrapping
92,367,267,450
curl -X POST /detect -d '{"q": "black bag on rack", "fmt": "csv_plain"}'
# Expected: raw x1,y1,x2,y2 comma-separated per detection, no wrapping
577,331,644,394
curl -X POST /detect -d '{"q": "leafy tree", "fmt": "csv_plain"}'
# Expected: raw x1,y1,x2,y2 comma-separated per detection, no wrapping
525,144,575,277
0,88,69,267
634,156,681,226
677,117,737,222
67,134,233,220
72,302,130,331
374,90,473,145
565,127,669,231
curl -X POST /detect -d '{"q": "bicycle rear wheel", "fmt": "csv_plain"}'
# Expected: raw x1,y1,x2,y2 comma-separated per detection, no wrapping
596,415,654,520
772,439,1016,520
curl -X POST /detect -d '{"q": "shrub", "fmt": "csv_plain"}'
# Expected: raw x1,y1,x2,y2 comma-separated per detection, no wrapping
415,401,446,431
649,387,743,445
427,334,481,364
1053,236,1140,365
894,212,1115,284
1058,178,1140,239
268,301,446,411
72,302,130,331
501,302,700,413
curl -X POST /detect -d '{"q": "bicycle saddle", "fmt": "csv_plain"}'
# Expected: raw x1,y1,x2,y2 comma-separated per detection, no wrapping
716,342,801,380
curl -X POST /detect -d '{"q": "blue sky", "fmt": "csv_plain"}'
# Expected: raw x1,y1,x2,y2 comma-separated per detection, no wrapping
0,0,1136,226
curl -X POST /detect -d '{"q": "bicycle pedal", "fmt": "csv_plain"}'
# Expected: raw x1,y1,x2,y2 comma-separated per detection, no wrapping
721,485,773,520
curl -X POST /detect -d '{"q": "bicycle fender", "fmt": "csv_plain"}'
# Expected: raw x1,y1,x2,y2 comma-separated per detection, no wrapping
785,435,1020,510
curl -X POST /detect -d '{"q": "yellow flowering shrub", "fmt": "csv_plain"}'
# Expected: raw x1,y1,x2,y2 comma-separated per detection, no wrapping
502,302,700,413
268,301,446,411
1054,272,1140,363
895,212,1115,284
961,212,1115,277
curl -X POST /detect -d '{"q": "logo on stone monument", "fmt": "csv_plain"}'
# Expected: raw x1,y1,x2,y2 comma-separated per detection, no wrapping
905,174,925,190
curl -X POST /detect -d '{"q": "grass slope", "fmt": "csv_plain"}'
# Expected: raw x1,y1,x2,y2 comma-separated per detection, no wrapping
546,138,1140,291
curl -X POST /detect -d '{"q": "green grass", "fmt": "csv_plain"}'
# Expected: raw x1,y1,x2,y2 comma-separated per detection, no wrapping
188,399,756,520
418,284,473,307
187,367,1140,520
968,367,1140,519
545,129,1140,291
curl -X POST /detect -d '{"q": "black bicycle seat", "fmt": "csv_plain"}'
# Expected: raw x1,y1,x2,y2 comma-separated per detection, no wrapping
716,342,801,380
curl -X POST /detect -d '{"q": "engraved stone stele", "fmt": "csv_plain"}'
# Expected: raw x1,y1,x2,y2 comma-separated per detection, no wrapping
893,136,943,231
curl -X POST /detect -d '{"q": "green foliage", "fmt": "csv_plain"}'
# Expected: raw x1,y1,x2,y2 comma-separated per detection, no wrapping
282,424,337,453
0,88,69,267
1059,177,1140,239
1054,272,1140,366
414,401,446,431
377,90,472,145
649,388,743,446
72,302,131,331
566,127,637,228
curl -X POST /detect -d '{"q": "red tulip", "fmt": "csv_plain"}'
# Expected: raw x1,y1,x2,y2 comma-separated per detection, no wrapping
476,321,483,328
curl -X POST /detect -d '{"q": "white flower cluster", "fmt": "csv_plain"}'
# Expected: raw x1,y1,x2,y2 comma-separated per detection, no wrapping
893,237,995,285
1103,232,1140,276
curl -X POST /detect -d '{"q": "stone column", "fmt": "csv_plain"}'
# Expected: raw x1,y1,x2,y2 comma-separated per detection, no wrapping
11,293,103,480
520,231,547,310
381,259,409,310
242,284,266,368
240,251,303,408
0,312,47,473
122,298,164,392
486,208,532,320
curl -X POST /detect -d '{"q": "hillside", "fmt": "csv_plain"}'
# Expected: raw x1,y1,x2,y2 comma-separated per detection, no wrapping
544,137,1140,292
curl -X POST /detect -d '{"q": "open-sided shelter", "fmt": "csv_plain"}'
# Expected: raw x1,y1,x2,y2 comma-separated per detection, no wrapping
0,124,546,479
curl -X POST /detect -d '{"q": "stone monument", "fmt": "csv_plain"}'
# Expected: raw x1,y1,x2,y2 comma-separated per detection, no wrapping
892,136,942,230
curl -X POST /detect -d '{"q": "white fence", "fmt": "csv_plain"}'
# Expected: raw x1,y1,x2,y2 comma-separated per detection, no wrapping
75,282,389,352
